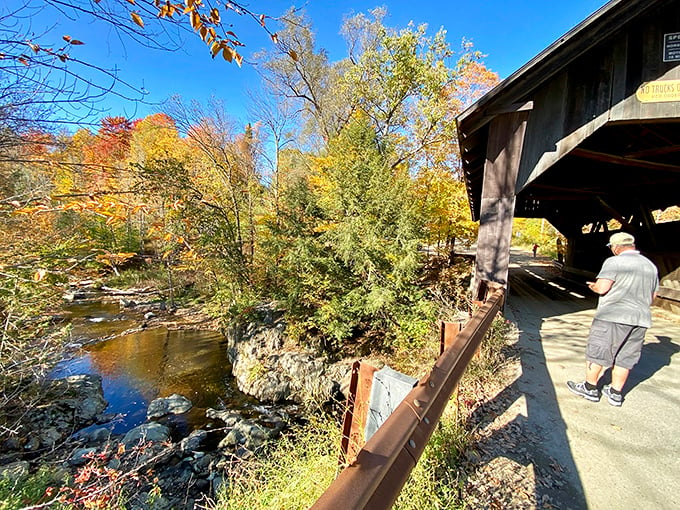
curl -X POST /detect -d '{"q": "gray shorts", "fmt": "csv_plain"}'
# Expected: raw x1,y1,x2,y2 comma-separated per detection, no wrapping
585,319,646,370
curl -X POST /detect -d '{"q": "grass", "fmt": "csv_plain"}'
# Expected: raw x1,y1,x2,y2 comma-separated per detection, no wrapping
0,466,66,510
212,414,341,510
209,314,514,510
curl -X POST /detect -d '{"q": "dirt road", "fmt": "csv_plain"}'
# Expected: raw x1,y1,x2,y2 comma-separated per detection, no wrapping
471,249,680,509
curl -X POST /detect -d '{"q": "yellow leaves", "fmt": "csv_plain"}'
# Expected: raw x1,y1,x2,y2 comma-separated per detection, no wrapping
221,46,243,66
131,204,150,215
131,12,144,28
13,204,51,216
313,222,337,233
178,3,243,66
95,251,136,268
181,249,198,261
158,2,179,18
33,269,47,282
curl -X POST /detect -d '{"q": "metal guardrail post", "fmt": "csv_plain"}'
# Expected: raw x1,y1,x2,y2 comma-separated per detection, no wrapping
311,287,505,510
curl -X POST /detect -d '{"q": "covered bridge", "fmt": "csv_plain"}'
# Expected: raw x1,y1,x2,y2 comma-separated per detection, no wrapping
456,0,680,311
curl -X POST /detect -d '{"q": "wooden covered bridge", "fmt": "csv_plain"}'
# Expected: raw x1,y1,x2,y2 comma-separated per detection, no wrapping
457,0,680,309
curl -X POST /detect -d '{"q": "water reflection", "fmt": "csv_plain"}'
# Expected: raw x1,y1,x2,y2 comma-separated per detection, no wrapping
53,305,259,435
63,300,135,341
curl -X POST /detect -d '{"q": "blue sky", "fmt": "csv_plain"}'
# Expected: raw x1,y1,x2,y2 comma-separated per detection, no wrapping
25,0,609,127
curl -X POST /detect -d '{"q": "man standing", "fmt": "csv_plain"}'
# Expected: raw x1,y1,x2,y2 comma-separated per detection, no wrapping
567,232,659,406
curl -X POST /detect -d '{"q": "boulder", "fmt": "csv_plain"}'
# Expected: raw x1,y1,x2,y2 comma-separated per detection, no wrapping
122,422,170,447
147,394,193,419
0,461,29,482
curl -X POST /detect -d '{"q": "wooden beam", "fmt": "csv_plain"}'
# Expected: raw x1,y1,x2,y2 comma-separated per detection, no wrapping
485,101,534,116
571,148,680,173
474,111,529,289
595,196,638,233
625,145,680,159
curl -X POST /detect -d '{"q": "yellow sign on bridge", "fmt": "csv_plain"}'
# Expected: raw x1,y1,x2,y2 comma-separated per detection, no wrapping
636,80,680,103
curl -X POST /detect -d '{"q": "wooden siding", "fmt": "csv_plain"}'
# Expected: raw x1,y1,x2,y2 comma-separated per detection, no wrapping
518,1,680,192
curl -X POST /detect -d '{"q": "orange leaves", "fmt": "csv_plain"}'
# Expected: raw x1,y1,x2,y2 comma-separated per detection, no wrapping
167,1,246,66
157,2,180,18
61,35,85,46
131,12,144,28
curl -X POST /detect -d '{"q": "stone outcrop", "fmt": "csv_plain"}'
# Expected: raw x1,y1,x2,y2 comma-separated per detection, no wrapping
224,305,351,404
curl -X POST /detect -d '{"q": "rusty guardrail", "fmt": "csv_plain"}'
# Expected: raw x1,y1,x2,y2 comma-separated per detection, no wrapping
311,286,505,510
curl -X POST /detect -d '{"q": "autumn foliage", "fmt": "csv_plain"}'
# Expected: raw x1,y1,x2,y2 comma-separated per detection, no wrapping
0,10,499,364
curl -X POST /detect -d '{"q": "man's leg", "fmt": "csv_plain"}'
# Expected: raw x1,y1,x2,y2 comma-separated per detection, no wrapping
610,365,630,392
585,360,603,386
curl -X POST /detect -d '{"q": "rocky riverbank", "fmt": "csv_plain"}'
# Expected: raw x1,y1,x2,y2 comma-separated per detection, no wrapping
0,291,352,509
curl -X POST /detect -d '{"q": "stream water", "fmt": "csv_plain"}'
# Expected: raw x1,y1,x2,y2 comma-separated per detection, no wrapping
50,300,260,437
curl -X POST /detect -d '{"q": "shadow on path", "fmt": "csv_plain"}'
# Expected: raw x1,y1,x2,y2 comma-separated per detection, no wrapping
466,250,680,509
466,252,595,509
623,335,680,392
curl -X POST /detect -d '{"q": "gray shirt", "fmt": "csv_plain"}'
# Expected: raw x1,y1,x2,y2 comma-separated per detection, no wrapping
594,250,659,328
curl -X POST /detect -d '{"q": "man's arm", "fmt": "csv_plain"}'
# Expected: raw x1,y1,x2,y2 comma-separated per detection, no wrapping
587,278,614,295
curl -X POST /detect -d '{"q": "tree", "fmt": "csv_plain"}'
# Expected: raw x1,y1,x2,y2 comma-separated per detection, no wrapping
257,9,346,146
268,116,431,349
0,0,282,154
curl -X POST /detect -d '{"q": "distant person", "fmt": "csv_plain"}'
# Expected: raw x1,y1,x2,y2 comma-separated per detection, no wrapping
556,237,564,263
532,243,539,258
567,232,658,406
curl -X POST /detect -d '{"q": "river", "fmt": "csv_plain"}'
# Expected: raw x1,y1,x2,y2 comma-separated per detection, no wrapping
50,299,261,437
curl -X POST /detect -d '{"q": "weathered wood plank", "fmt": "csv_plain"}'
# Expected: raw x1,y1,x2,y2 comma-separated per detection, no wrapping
474,112,529,290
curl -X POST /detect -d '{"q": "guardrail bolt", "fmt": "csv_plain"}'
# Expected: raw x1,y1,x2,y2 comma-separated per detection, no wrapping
413,399,422,407
408,439,416,449
423,417,430,425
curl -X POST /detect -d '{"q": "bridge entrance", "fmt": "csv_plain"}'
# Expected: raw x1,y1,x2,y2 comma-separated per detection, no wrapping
456,0,680,311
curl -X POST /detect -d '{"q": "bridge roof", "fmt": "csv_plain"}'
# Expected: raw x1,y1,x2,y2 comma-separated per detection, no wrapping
456,0,680,234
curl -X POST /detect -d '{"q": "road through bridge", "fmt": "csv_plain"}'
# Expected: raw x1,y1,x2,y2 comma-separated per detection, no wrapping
495,249,680,509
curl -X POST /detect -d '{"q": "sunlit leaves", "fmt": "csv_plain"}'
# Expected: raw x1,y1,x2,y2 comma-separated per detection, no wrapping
130,12,144,28
33,269,47,282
